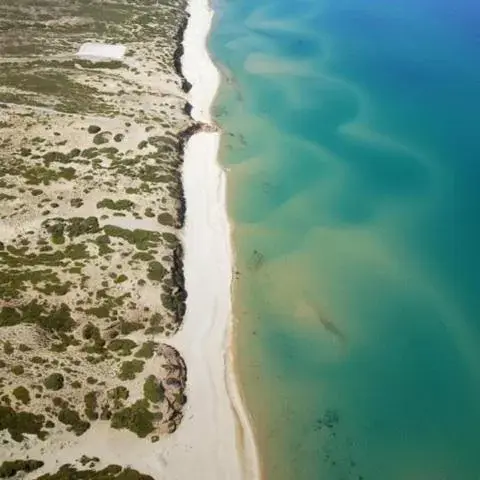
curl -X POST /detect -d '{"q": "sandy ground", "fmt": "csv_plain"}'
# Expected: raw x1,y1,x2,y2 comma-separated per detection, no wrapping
159,0,261,477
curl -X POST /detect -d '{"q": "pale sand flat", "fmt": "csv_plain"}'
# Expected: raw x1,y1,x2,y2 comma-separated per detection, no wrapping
154,0,261,478
76,43,127,60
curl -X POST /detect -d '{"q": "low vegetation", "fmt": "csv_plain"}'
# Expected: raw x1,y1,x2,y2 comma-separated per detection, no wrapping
0,459,44,478
36,464,154,480
110,400,154,438
0,0,190,462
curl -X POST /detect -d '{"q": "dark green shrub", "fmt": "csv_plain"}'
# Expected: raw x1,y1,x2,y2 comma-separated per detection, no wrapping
44,373,64,391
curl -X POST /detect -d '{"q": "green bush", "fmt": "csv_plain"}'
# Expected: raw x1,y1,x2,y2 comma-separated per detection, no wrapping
143,375,164,404
84,392,98,420
0,459,44,478
156,212,175,226
0,405,46,441
87,125,101,134
147,261,166,282
12,386,30,405
108,339,137,356
110,400,154,438
118,360,144,380
97,199,135,211
57,407,90,435
93,132,110,145
44,373,64,391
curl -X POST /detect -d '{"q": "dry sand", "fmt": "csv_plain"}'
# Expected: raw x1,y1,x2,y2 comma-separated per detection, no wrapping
157,0,261,477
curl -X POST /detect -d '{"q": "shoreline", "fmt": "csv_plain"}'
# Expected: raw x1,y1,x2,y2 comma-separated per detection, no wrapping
165,0,261,477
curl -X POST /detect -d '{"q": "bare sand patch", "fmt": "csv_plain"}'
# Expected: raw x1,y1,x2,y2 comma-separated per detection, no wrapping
77,43,127,60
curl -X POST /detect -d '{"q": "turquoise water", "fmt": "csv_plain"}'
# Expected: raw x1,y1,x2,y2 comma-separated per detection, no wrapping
209,0,480,478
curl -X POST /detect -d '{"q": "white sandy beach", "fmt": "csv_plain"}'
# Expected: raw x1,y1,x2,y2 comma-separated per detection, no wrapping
159,0,260,478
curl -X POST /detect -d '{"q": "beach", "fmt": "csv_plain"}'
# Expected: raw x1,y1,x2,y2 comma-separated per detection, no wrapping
161,0,260,476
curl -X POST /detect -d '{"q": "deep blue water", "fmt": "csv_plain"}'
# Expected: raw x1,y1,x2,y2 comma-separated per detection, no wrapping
210,0,480,478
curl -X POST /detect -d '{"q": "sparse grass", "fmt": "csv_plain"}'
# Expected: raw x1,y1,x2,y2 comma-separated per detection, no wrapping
0,71,112,114
83,60,124,69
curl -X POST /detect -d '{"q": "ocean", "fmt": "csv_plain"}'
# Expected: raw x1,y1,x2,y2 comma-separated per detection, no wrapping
209,0,480,478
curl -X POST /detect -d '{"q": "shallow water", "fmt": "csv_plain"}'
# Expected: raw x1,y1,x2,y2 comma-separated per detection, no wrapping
209,0,480,478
